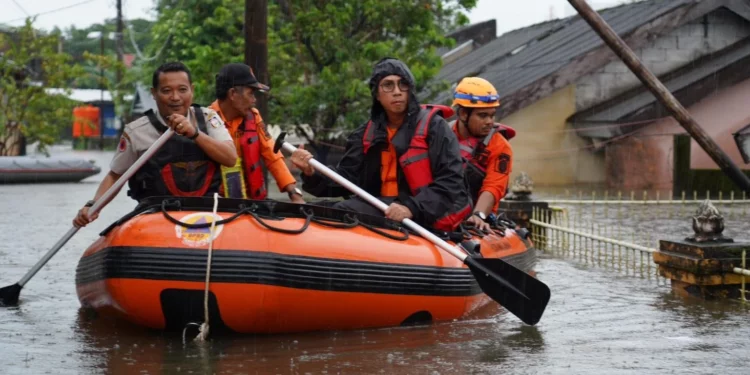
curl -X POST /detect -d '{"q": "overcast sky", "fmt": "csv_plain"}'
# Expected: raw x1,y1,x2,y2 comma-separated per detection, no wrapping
2,0,626,35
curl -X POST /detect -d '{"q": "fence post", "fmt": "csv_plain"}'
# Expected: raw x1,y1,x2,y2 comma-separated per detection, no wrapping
653,200,750,299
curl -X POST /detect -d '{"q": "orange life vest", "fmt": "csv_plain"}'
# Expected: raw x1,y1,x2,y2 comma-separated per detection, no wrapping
236,110,267,199
362,104,472,231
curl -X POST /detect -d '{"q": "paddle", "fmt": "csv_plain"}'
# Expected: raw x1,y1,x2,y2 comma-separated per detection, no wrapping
274,133,551,325
0,129,176,306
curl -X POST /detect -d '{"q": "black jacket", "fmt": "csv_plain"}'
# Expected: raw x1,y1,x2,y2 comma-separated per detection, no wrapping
302,58,471,228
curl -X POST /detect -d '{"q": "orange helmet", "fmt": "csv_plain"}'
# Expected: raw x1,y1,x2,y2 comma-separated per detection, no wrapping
452,77,500,108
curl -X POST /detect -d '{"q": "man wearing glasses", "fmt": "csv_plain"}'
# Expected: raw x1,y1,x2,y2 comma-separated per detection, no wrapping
290,57,472,232
209,63,305,203
450,77,515,232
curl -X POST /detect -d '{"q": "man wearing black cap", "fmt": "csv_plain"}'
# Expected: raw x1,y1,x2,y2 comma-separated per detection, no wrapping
289,57,472,232
209,63,304,203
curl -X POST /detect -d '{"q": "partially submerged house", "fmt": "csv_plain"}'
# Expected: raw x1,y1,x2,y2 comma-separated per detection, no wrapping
435,0,750,194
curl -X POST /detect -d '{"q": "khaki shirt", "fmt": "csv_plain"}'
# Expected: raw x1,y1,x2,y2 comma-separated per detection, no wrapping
110,107,233,175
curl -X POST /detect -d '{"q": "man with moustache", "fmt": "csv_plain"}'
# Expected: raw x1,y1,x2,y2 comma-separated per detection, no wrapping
209,63,305,203
73,61,238,228
289,57,472,232
449,77,514,232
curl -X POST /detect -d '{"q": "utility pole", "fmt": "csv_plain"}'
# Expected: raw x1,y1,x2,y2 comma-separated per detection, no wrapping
116,0,124,135
245,0,270,189
99,33,104,150
568,0,750,193
244,0,269,121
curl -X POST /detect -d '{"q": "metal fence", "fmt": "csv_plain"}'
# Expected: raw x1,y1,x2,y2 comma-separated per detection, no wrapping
530,206,663,280
528,194,750,301
544,190,748,220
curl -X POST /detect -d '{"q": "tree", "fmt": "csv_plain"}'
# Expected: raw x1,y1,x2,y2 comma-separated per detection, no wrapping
144,0,245,106
61,18,154,90
0,20,87,156
82,51,131,138
270,0,476,144
144,0,476,147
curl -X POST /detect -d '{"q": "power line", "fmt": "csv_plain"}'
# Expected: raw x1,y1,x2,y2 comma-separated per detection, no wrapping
10,0,30,17
121,0,186,64
2,0,98,24
125,21,172,62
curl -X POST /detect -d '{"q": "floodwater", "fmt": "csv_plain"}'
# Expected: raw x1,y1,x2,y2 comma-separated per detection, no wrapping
1,148,749,374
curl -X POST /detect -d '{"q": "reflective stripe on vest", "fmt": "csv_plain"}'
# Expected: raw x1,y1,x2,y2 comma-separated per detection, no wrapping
220,158,247,199
397,108,435,194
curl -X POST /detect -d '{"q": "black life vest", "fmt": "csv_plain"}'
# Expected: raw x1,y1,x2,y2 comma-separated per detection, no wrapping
127,105,222,202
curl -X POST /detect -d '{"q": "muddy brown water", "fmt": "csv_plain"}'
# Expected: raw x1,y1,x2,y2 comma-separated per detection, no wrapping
1,148,749,374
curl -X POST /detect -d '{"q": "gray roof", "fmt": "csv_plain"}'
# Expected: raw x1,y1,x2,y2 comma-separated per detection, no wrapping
431,0,694,106
436,19,567,87
572,37,750,138
437,19,498,57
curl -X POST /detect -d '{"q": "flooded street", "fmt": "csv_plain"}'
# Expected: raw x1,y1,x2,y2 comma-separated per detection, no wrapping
1,149,749,374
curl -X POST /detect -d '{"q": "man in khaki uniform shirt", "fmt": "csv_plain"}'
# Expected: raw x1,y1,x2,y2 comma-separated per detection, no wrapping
73,62,237,228
110,106,233,175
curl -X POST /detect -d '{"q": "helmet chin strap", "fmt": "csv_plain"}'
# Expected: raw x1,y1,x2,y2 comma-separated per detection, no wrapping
459,108,483,138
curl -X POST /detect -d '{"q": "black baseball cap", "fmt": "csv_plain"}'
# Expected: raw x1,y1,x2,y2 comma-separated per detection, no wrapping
216,63,270,93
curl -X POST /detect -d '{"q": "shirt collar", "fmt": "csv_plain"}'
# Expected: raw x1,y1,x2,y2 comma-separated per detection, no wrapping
155,108,193,125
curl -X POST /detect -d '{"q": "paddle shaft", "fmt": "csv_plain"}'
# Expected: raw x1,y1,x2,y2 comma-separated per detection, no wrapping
279,137,551,325
280,142,467,262
17,129,175,287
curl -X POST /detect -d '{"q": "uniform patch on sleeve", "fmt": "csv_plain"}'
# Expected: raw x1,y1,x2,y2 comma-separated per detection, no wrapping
208,115,222,128
497,153,511,174
117,133,131,152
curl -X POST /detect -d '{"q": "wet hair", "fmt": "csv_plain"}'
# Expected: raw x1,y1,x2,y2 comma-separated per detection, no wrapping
152,62,192,89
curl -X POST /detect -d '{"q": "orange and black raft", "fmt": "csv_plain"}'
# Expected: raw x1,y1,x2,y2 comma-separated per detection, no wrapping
75,196,538,334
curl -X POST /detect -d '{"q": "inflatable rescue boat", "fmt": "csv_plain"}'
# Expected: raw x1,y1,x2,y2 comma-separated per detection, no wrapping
75,196,538,334
0,156,100,184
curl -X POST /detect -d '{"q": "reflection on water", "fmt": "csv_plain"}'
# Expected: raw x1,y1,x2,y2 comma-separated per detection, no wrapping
1,149,750,374
73,305,528,375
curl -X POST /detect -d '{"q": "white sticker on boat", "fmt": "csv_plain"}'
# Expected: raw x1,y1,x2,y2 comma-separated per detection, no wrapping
174,212,224,247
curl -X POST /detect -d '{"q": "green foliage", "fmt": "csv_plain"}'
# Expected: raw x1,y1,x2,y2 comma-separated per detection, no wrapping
61,18,154,90
0,20,87,155
82,52,130,130
144,0,476,140
143,0,245,106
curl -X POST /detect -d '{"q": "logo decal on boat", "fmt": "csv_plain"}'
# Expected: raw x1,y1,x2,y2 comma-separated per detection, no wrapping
174,212,225,247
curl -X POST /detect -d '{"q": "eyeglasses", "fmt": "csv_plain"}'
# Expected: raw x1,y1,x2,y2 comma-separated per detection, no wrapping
380,80,410,93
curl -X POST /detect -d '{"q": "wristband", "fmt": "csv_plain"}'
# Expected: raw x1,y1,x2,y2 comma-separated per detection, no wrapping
188,129,200,140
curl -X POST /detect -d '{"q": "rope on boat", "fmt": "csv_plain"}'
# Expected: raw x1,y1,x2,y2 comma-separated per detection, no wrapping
161,200,250,228
162,200,411,241
248,207,314,234
182,193,220,343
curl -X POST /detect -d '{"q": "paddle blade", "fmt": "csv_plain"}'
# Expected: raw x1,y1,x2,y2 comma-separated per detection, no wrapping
465,256,550,325
0,283,21,306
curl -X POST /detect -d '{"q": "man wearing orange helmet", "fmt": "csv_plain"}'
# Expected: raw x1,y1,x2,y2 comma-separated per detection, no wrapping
451,77,515,232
